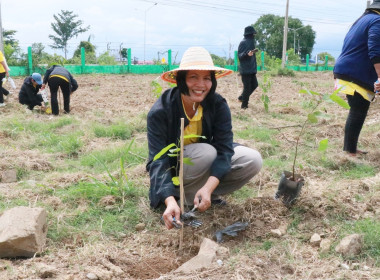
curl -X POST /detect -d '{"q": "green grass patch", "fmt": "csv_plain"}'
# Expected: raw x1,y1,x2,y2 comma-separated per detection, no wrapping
93,122,133,140
235,126,279,144
80,142,147,172
34,131,84,156
340,218,380,266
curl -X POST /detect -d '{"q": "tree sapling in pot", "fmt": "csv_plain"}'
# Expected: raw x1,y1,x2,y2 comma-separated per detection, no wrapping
275,88,350,206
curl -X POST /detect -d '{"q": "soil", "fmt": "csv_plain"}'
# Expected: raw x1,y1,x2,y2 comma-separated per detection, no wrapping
0,72,379,280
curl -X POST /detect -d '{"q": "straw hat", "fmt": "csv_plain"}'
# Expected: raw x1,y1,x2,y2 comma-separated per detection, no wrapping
161,46,233,84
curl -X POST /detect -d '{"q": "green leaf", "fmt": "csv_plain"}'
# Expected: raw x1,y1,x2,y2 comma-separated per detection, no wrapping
153,143,176,161
329,92,350,109
264,95,270,103
184,134,206,139
183,157,194,166
299,89,320,96
169,148,180,153
318,139,329,151
172,176,179,186
307,113,318,123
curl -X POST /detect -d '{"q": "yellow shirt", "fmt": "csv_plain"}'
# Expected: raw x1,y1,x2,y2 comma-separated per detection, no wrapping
0,51,5,73
182,97,203,146
334,79,375,101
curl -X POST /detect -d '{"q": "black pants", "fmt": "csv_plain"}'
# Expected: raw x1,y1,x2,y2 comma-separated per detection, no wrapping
48,77,71,115
0,72,9,103
240,73,258,108
344,91,370,153
19,94,43,110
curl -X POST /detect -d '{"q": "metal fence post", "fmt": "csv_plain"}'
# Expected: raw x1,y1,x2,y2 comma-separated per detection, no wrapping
306,54,309,71
27,46,32,75
234,50,238,72
127,48,131,73
324,55,328,70
168,49,172,70
81,47,85,74
261,51,265,71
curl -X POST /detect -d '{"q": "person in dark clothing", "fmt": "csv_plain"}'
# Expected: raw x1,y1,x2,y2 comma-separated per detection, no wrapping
333,0,380,156
147,47,263,230
238,25,259,109
42,65,78,115
18,73,45,111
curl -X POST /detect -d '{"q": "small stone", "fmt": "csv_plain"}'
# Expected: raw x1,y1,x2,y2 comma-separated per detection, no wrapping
310,233,321,246
135,223,145,231
270,229,282,237
351,263,360,270
363,265,370,271
335,234,364,257
320,239,332,254
1,169,17,183
216,259,223,266
340,263,350,270
278,223,288,235
85,272,97,279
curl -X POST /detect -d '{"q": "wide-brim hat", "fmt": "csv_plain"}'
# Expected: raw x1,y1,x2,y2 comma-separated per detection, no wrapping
244,26,256,36
161,46,233,84
368,0,380,9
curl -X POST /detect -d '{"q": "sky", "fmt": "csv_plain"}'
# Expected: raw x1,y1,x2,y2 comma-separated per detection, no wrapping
1,0,373,63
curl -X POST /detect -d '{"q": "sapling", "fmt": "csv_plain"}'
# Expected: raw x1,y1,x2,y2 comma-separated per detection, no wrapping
259,73,272,113
276,87,349,206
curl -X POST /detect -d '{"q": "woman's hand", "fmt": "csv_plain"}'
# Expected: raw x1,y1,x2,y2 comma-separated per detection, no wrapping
193,176,220,212
162,196,181,230
374,79,380,93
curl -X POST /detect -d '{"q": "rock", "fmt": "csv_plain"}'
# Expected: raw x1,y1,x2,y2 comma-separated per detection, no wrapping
363,265,370,271
86,273,98,280
135,223,145,231
216,246,229,258
102,260,123,276
278,223,288,235
0,169,17,183
0,206,47,258
216,259,223,266
270,229,282,237
36,263,58,278
310,233,321,246
175,238,219,273
335,234,364,257
320,239,332,253
340,263,350,270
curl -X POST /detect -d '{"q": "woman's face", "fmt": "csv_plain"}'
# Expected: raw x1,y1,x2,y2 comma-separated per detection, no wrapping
185,70,212,103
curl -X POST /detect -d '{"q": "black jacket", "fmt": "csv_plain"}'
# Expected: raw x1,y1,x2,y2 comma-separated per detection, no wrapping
146,87,234,208
18,76,42,106
43,65,78,92
238,37,257,74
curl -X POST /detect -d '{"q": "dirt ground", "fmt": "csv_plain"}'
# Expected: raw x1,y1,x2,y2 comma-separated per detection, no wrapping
0,72,379,280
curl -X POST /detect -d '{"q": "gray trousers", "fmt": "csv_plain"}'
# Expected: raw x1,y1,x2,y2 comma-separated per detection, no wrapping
180,143,263,205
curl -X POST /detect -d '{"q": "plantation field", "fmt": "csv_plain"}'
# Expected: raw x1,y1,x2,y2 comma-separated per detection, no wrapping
0,72,379,279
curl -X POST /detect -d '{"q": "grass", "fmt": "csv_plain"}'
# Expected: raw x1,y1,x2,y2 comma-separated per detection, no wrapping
93,122,133,140
340,218,380,266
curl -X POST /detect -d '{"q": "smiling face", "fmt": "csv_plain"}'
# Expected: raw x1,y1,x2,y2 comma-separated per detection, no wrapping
184,70,213,103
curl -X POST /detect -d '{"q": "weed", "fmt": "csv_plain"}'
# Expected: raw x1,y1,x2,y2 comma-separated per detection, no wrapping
259,73,272,113
151,80,163,98
340,218,380,266
93,122,133,140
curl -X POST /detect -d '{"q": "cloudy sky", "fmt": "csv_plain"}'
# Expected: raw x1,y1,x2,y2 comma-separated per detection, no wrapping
1,0,372,62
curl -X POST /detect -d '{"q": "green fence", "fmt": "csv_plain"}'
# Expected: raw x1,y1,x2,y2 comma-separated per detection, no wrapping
8,47,333,77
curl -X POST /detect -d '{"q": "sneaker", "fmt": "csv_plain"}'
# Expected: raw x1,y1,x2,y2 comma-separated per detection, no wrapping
0,103,5,107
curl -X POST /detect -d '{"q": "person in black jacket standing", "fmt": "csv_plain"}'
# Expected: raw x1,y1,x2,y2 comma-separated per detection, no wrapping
42,65,78,115
19,73,45,111
147,47,263,230
238,26,259,109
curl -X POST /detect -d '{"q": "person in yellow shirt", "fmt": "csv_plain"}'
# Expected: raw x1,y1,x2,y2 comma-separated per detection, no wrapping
0,50,10,107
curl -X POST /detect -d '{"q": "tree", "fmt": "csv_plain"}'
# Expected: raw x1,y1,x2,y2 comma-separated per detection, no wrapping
71,41,97,64
49,10,90,59
253,14,315,59
317,52,335,64
3,29,25,65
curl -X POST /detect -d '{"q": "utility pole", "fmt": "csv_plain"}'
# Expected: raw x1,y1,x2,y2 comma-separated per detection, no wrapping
281,0,290,68
0,1,4,53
